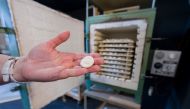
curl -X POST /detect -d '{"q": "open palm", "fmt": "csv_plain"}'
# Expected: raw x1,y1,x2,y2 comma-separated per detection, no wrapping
14,31,104,82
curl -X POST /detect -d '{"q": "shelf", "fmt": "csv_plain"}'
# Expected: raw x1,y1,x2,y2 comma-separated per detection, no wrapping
99,49,134,53
101,65,131,70
101,41,135,44
104,61,133,66
91,0,151,11
66,91,81,101
103,58,133,62
100,53,134,57
84,90,140,109
65,86,84,102
101,73,130,79
99,44,135,48
101,68,131,75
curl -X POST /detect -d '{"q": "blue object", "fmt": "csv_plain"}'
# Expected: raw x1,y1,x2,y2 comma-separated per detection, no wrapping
0,1,30,109
165,89,181,109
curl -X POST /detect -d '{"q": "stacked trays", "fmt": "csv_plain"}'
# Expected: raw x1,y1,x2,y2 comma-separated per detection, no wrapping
96,38,136,80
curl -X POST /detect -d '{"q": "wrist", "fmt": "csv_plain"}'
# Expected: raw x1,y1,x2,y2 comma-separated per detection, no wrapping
12,56,28,82
0,55,11,82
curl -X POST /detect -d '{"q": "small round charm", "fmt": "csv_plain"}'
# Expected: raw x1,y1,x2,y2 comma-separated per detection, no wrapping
80,56,94,68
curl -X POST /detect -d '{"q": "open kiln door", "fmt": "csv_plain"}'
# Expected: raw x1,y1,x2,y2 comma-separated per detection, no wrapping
8,0,84,109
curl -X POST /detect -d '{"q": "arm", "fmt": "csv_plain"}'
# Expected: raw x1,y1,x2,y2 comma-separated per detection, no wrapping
0,55,11,82
0,31,104,83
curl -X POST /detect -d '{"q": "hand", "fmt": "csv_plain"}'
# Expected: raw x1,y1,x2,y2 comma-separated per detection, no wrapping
13,31,104,82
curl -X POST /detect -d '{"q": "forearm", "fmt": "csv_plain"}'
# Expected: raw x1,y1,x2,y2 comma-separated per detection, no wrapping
0,54,26,83
0,54,11,83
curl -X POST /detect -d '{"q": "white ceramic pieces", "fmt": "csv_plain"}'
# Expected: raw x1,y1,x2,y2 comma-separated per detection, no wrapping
93,37,137,80
94,36,104,41
80,56,94,68
102,39,135,43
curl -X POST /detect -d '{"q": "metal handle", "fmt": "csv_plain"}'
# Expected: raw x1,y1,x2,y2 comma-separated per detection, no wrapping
144,75,154,79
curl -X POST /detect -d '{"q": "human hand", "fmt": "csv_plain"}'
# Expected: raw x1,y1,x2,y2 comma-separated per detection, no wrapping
13,31,104,82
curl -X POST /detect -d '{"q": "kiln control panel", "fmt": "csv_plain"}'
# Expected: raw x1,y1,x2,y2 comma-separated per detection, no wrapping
151,50,181,77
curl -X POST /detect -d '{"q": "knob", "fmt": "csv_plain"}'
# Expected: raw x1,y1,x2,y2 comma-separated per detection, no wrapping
155,52,165,59
154,62,163,69
168,53,176,59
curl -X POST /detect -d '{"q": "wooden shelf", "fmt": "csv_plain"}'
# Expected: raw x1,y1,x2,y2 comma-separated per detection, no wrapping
65,86,84,102
84,90,140,109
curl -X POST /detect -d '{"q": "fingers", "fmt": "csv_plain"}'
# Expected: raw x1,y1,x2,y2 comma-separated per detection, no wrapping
90,53,101,58
59,67,88,78
60,52,76,59
87,65,101,72
58,52,104,70
33,66,87,81
34,65,101,81
93,58,104,65
59,65,101,79
67,53,101,60
31,66,65,82
74,53,86,60
47,31,70,48
61,62,75,68
75,57,104,66
59,52,85,60
59,52,103,61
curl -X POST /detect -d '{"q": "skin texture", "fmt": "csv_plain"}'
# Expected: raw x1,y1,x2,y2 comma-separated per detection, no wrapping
0,31,104,82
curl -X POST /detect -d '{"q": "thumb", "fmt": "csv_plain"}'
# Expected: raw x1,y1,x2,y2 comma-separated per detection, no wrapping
47,31,70,48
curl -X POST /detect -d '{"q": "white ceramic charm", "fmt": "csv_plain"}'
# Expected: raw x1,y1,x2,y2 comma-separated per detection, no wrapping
80,56,94,68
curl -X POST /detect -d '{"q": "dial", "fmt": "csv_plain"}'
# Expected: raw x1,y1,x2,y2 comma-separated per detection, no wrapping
168,53,176,60
155,52,165,59
154,62,163,69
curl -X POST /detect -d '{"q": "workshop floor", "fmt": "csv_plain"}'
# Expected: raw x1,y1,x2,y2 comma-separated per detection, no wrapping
0,96,102,109
43,96,101,109
0,100,23,109
0,96,125,109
